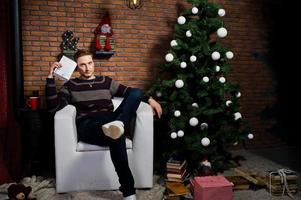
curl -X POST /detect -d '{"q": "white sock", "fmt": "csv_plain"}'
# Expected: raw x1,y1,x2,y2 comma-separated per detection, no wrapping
102,120,124,139
123,194,136,200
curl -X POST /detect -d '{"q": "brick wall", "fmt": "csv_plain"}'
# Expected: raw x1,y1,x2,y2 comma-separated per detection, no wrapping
21,0,283,147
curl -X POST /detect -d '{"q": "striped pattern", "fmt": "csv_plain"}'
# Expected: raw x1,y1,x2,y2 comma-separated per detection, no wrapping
45,76,130,120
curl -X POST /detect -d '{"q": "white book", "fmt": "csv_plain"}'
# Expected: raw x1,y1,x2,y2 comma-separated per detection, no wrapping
54,55,77,80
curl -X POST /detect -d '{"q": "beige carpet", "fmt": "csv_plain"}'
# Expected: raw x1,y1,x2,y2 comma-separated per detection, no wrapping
0,175,165,200
1,149,300,200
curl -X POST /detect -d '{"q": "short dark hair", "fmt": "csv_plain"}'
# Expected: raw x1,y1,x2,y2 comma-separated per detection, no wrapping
74,49,93,62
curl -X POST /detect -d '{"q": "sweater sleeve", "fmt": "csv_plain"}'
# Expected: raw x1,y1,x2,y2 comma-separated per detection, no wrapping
141,94,150,103
109,77,150,103
45,78,71,113
109,78,131,97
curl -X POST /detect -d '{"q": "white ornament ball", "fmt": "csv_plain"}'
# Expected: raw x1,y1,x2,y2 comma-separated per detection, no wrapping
226,51,234,59
233,141,238,146
218,9,226,17
201,123,208,130
226,100,232,107
215,65,221,72
180,62,187,68
234,112,242,120
170,40,178,47
190,55,197,62
186,30,192,37
177,130,184,137
211,51,221,60
201,137,210,146
248,133,254,139
175,79,184,88
177,16,186,24
236,92,241,98
165,53,174,62
174,110,181,117
189,117,199,126
219,77,226,83
202,76,209,83
170,132,177,139
217,27,228,38
156,91,162,97
192,103,199,108
192,7,199,14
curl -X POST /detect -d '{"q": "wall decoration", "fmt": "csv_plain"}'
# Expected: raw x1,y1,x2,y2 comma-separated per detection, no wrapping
125,0,143,9
60,30,79,60
94,12,115,59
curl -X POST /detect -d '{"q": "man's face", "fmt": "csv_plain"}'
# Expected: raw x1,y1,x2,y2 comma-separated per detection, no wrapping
77,55,95,79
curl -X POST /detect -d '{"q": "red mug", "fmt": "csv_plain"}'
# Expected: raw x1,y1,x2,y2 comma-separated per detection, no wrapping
26,97,39,110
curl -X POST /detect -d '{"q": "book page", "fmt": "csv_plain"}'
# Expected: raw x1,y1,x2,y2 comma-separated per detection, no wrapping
54,55,77,80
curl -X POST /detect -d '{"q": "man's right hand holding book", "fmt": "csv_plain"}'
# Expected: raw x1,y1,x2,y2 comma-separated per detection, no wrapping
48,62,62,79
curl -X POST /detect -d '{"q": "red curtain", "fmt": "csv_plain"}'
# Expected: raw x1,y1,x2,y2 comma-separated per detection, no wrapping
0,0,22,184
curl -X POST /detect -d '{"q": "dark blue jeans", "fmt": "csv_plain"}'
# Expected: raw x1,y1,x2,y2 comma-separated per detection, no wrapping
76,89,143,197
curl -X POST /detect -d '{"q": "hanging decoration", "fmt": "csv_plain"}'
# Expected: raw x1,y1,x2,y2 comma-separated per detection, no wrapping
60,30,79,60
94,12,115,58
125,0,143,9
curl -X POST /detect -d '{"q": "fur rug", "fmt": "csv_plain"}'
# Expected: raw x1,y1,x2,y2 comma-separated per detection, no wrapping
1,149,300,200
0,175,165,200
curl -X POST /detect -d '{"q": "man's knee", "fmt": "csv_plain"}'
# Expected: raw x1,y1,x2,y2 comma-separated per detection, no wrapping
129,88,143,99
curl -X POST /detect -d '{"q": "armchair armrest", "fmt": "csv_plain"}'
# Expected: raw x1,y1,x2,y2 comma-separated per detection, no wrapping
54,105,78,154
131,102,154,186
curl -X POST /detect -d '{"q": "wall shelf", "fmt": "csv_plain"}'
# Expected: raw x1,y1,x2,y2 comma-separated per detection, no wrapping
95,51,115,59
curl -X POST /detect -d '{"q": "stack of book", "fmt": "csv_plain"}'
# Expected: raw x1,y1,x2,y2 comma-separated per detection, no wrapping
165,155,188,183
163,181,191,200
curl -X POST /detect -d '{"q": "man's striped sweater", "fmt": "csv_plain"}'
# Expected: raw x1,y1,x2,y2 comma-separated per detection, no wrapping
46,76,132,120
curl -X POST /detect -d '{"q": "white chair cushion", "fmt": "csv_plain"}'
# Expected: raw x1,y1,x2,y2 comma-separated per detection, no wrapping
76,138,133,152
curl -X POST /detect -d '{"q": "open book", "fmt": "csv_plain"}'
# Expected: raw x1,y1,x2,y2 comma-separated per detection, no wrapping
54,55,77,80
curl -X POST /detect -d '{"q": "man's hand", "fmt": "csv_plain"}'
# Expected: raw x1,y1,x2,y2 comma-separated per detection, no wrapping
48,62,61,78
148,97,162,118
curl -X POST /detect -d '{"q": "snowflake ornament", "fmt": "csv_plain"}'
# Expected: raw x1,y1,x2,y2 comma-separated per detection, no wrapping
189,117,199,126
156,91,162,97
215,65,221,72
190,55,197,62
234,112,242,120
177,130,184,137
170,40,178,47
192,7,198,14
219,77,226,83
175,80,184,88
226,51,234,59
226,100,232,107
201,123,208,130
202,76,209,83
236,92,241,98
180,62,187,68
165,53,174,62
217,27,227,38
211,51,221,60
192,103,199,108
201,137,210,146
170,132,177,139
218,9,226,17
174,110,181,117
186,30,192,37
177,16,186,24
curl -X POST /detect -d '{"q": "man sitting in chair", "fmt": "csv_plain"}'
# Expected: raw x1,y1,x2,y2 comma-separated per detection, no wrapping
45,49,162,200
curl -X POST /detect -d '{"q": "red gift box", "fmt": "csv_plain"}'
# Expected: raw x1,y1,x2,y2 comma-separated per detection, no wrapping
190,176,233,200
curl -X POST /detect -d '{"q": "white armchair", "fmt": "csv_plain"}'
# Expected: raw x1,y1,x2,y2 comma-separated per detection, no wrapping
54,98,154,193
